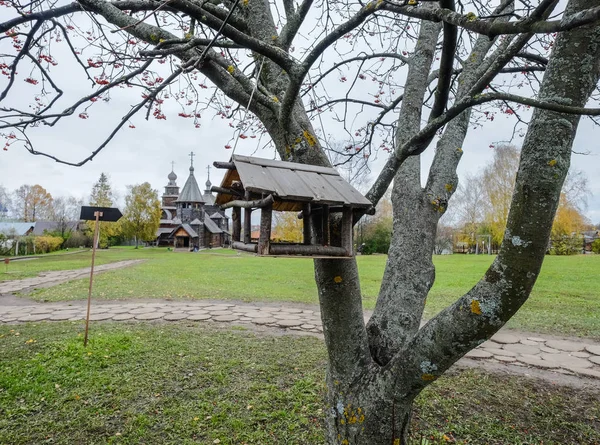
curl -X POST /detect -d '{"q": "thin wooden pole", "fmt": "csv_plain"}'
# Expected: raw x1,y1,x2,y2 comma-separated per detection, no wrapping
84,211,102,347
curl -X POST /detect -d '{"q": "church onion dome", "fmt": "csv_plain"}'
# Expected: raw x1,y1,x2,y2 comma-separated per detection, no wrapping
168,171,177,181
205,178,212,189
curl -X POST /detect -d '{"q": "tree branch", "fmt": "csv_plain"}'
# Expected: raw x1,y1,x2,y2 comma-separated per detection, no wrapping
383,2,600,38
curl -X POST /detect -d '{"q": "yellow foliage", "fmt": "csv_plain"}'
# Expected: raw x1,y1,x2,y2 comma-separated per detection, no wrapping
272,211,303,242
552,193,587,238
34,236,63,253
470,300,482,315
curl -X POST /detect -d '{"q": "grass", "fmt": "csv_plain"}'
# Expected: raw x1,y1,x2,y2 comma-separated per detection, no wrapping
0,247,146,281
1,322,599,445
13,248,600,338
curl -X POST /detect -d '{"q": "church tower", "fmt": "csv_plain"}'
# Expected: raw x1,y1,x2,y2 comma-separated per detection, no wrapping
162,163,179,208
175,153,205,224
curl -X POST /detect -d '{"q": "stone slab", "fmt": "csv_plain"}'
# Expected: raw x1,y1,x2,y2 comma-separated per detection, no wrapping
279,309,304,314
243,312,273,318
129,308,158,314
49,313,74,321
188,314,212,321
540,346,560,354
90,313,114,321
545,340,583,352
273,314,302,320
490,333,520,344
163,313,189,321
540,353,592,369
572,351,591,358
520,339,539,346
527,337,547,343
503,343,541,355
210,310,233,316
135,312,166,320
495,355,517,363
585,345,600,356
466,349,493,359
112,313,135,320
588,356,600,365
18,314,51,321
277,319,304,328
481,347,517,357
252,317,277,325
213,315,239,322
517,355,560,369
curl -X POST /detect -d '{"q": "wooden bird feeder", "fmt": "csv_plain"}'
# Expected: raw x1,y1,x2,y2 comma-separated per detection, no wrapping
212,155,372,257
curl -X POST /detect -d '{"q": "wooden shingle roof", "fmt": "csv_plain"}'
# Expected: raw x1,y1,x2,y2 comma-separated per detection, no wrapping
216,155,372,211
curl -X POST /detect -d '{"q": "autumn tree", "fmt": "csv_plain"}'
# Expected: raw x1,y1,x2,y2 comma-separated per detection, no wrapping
13,184,54,221
480,144,520,246
272,211,303,243
452,173,486,251
550,170,591,254
359,190,392,254
2,0,600,443
122,182,161,248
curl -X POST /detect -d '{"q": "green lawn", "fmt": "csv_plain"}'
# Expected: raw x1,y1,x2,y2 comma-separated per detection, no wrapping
1,322,598,445
4,248,600,338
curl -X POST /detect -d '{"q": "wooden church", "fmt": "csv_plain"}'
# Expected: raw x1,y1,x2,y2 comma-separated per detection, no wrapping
156,154,230,249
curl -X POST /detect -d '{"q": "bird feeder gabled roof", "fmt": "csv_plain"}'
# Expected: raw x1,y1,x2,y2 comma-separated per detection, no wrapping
215,155,372,211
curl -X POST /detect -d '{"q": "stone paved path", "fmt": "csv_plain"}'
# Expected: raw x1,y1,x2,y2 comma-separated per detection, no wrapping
0,260,144,294
2,262,600,381
1,298,600,380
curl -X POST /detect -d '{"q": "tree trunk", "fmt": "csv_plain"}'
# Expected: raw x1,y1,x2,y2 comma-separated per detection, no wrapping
323,376,414,445
315,258,416,445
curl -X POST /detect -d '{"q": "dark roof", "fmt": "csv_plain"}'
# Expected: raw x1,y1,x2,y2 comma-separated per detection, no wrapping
209,212,222,219
0,222,35,236
156,228,173,236
176,167,204,203
190,218,202,225
202,191,215,205
169,224,198,238
203,217,223,234
32,220,78,236
215,155,372,211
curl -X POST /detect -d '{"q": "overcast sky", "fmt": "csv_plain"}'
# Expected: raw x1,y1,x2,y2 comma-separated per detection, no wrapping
1,1,599,224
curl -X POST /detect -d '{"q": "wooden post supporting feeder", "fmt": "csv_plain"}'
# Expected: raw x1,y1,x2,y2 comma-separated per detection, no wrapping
79,206,122,347
212,155,372,258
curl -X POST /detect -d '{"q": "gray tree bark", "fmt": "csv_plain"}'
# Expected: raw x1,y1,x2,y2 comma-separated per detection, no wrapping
315,1,600,444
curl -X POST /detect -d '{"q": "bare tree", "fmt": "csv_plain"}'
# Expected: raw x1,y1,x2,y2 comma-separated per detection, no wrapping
51,196,83,238
0,185,12,220
2,0,600,443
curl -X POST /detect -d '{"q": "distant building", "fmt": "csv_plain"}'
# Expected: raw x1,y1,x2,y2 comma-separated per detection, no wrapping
583,230,599,253
156,159,230,249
